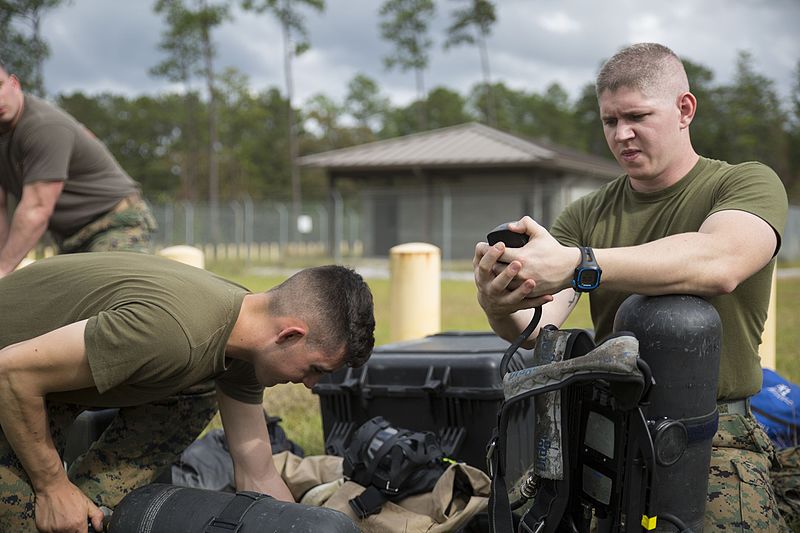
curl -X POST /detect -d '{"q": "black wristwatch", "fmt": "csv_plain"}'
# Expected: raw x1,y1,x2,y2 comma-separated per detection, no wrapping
573,246,602,293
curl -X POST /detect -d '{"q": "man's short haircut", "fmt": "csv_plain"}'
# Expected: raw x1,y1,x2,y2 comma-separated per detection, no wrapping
596,43,690,100
268,265,375,367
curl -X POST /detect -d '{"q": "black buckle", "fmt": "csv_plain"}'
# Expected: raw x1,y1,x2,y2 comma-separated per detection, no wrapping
205,518,242,533
348,486,387,519
203,492,265,533
486,436,497,478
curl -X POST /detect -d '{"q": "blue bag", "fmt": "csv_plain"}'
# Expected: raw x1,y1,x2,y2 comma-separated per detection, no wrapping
752,368,800,448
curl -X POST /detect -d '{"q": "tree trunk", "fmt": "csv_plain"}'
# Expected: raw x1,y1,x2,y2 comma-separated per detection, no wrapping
283,16,301,240
415,66,427,131
31,11,44,96
183,88,199,202
477,32,496,127
201,25,221,241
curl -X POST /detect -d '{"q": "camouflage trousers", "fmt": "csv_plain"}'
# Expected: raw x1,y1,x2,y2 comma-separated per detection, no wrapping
772,447,800,532
705,413,789,532
0,385,218,532
58,194,157,254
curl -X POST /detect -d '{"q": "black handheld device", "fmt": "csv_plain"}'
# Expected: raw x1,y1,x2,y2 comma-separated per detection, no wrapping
485,222,540,378
487,222,528,248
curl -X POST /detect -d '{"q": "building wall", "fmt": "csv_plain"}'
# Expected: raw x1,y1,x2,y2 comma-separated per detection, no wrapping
357,170,609,258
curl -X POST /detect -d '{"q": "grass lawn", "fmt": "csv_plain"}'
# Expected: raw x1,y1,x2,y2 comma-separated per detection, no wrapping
207,259,800,456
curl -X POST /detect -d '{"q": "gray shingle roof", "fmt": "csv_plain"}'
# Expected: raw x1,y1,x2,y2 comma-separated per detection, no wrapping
299,122,621,176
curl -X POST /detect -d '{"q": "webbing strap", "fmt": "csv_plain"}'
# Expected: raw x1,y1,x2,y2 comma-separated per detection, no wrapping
349,485,388,519
204,491,268,533
383,433,443,493
362,431,406,491
488,424,514,533
684,409,720,444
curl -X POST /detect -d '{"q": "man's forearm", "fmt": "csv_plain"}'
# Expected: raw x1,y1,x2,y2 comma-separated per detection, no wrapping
217,390,295,501
498,289,579,348
594,229,773,298
0,358,68,492
506,212,776,301
0,380,104,532
0,208,49,275
485,308,532,345
0,321,95,493
0,321,104,531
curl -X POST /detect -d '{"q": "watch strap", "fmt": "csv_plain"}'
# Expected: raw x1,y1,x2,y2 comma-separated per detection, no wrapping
579,246,598,267
573,246,601,292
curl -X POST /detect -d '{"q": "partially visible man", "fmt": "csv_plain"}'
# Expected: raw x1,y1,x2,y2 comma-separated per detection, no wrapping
474,43,788,530
0,59,156,277
0,252,376,533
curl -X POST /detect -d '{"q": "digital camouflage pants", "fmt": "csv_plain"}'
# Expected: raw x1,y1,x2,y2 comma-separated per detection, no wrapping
772,446,800,532
58,195,157,254
706,413,789,531
0,385,218,532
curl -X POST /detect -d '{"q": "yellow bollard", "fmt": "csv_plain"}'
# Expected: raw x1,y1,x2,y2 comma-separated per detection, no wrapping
157,245,205,269
389,242,441,343
759,269,777,370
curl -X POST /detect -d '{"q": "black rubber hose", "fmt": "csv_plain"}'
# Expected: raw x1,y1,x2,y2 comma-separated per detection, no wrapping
499,306,542,377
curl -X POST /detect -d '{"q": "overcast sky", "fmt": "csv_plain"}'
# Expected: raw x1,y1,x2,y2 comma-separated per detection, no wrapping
39,0,800,109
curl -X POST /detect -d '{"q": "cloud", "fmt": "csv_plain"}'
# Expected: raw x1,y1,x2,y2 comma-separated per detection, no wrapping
38,0,799,106
628,14,666,45
538,12,581,35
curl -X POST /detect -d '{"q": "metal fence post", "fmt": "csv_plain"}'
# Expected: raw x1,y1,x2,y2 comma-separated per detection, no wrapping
276,203,289,253
163,203,174,247
243,195,254,262
332,191,343,262
442,187,452,263
229,201,243,258
181,200,194,246
316,205,328,253
349,210,360,254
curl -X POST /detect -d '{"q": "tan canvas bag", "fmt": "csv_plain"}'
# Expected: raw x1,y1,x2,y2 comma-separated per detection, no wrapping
272,451,490,532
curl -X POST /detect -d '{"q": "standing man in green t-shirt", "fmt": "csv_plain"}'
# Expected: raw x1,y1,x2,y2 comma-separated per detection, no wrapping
0,253,375,533
0,60,157,277
474,43,788,530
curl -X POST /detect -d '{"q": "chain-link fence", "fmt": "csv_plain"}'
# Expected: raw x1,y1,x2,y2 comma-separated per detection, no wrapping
20,199,800,264
781,206,800,263
148,201,800,263
150,200,363,261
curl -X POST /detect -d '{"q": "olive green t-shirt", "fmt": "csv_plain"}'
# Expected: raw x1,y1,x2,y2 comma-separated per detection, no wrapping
0,95,140,239
0,252,263,406
550,157,788,400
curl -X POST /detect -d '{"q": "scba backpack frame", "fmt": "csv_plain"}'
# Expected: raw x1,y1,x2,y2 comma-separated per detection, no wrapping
487,294,722,533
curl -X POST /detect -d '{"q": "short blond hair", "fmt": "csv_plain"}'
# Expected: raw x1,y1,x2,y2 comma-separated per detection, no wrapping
596,43,689,100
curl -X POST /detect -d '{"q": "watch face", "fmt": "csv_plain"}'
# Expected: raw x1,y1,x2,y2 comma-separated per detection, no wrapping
578,269,600,289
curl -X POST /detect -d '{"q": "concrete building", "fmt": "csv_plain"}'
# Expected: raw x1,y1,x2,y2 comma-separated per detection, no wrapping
300,122,621,260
